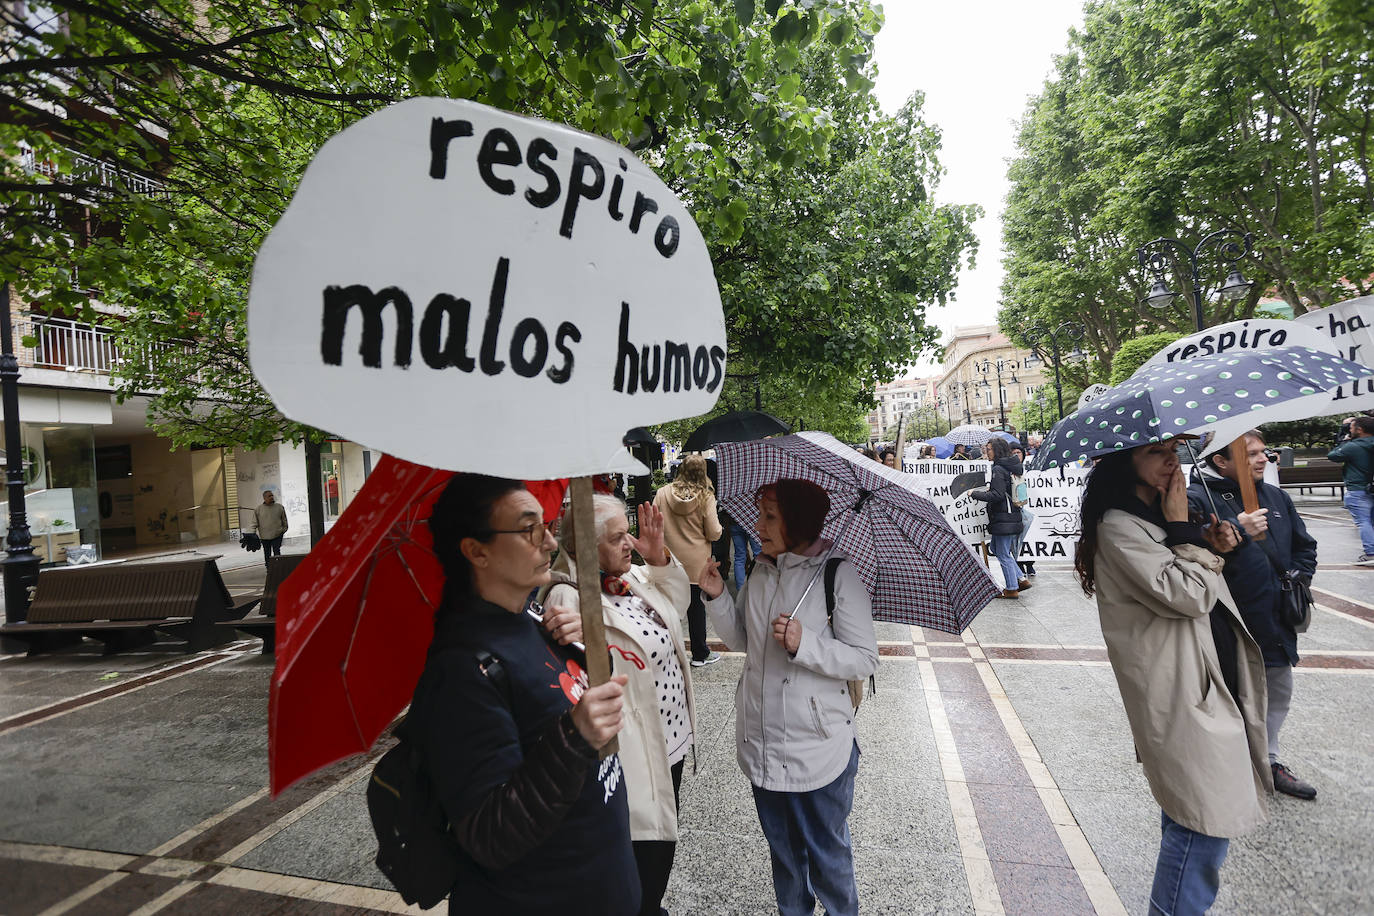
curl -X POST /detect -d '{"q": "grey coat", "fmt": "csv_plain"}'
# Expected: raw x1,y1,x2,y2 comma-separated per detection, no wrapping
253,501,288,540
706,544,878,792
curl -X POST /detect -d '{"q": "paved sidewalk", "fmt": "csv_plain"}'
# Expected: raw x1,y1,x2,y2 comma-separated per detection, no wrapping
0,506,1370,914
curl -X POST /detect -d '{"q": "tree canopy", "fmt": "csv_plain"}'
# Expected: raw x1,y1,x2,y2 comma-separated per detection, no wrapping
3,0,976,449
999,0,1373,379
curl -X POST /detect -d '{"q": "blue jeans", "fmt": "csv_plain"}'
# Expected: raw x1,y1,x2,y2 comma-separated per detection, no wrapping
1149,811,1229,916
1011,507,1034,569
732,524,761,586
1343,488,1374,554
751,742,860,916
990,533,1021,591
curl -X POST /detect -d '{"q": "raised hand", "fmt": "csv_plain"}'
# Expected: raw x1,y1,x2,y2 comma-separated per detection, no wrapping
570,674,628,749
1203,514,1241,554
1161,466,1189,523
1237,508,1269,539
630,502,668,566
699,558,725,600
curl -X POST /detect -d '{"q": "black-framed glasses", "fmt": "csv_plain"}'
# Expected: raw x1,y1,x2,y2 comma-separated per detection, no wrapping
480,521,551,547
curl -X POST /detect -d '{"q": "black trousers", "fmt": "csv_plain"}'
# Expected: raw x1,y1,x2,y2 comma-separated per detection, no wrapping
686,585,709,662
632,757,685,916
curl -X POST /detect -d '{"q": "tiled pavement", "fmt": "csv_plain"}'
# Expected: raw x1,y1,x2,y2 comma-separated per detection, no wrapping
0,504,1370,915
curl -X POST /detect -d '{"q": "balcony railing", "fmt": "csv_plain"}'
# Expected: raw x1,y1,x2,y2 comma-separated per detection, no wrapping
15,314,121,373
19,143,166,198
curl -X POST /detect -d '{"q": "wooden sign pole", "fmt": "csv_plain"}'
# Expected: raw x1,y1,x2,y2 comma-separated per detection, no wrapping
1230,439,1265,541
568,475,618,756
893,415,908,470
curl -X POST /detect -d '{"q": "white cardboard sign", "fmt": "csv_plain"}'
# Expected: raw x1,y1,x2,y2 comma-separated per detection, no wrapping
1140,318,1333,370
248,98,726,478
1294,296,1374,413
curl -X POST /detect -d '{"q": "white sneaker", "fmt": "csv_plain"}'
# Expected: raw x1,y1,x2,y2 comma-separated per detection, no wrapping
690,651,721,667
1356,554,1374,567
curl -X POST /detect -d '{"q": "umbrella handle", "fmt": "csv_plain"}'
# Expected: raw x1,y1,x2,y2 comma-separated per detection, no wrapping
1181,440,1222,521
786,510,861,621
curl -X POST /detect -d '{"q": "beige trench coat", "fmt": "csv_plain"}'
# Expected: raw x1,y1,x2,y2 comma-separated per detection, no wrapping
541,554,697,843
1094,509,1272,838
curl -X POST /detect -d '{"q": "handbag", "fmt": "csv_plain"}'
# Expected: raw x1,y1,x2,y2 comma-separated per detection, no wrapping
1211,490,1313,633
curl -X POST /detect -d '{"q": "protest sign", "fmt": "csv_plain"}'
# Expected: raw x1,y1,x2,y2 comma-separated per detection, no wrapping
1294,296,1374,413
1139,318,1333,370
904,460,1089,559
248,98,726,479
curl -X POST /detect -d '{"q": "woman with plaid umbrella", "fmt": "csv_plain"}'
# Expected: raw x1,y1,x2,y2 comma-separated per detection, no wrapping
699,478,878,916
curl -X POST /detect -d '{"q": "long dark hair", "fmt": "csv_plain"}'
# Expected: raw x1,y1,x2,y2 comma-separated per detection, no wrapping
1073,450,1140,597
986,437,1012,461
428,474,527,608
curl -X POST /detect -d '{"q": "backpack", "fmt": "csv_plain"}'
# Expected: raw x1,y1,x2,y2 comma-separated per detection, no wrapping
1009,473,1029,509
823,558,877,711
367,649,508,909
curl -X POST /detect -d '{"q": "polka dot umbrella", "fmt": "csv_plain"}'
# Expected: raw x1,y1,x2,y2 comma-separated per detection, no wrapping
1030,346,1374,470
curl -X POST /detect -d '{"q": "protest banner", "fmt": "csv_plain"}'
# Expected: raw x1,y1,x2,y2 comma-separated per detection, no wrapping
248,97,726,480
903,459,1089,560
1294,296,1374,413
1140,318,1333,370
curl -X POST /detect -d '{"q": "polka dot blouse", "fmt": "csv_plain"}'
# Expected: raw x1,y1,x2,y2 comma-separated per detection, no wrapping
611,593,693,765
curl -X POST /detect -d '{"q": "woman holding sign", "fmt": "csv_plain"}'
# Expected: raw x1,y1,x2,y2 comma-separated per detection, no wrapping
1075,443,1269,916
701,479,878,916
540,495,697,916
410,474,640,915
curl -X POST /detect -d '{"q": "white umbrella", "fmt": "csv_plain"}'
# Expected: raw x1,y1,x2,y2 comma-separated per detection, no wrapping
945,424,993,447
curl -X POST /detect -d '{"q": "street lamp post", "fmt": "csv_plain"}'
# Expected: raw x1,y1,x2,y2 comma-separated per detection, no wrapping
975,357,1018,429
1137,230,1254,332
1023,320,1087,421
0,282,40,638
952,381,977,423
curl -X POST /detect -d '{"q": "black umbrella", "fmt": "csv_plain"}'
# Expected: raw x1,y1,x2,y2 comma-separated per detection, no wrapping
622,427,658,448
682,410,790,452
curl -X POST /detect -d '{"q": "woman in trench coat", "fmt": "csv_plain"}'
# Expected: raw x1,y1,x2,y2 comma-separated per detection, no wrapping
1075,441,1272,916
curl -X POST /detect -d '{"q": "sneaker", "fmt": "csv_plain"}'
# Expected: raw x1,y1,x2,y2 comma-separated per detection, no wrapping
690,651,721,668
1355,554,1374,567
1271,763,1317,800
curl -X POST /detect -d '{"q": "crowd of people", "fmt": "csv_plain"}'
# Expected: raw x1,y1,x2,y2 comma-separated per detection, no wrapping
391,414,1369,916
410,468,877,915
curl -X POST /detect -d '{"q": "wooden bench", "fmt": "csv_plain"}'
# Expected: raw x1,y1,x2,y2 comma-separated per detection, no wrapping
218,554,307,654
1278,462,1346,497
0,558,261,656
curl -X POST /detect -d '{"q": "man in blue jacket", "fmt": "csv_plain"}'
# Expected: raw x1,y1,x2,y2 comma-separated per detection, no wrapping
1188,430,1319,800
1328,416,1374,565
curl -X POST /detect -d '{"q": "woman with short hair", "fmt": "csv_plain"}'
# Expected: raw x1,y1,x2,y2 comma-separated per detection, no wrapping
540,495,697,916
700,478,878,916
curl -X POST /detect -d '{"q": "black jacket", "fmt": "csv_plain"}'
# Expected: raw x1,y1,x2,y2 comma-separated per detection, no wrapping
1187,471,1318,667
970,456,1026,536
409,597,639,915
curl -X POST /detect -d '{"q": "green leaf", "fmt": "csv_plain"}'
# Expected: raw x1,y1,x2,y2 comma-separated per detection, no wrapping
734,0,756,23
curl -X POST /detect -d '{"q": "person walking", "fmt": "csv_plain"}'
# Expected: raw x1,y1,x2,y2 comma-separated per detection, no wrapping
1327,415,1374,565
654,455,724,667
1077,441,1270,916
700,478,878,916
1189,430,1319,800
1010,445,1036,579
411,474,639,915
969,438,1027,597
253,490,288,568
541,496,696,916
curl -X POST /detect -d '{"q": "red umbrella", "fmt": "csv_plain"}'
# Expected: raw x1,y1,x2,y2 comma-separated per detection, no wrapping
268,456,568,795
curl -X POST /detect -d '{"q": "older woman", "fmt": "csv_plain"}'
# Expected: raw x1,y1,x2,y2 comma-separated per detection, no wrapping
541,496,696,916
1076,442,1269,916
410,474,637,915
654,454,724,666
700,479,878,916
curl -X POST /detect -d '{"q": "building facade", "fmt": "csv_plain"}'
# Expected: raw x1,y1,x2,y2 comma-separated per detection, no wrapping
937,325,1049,431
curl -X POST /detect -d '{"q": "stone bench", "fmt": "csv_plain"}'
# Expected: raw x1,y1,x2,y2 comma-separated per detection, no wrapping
218,554,307,654
0,558,260,655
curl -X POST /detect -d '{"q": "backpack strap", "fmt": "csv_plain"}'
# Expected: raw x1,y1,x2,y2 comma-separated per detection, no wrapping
823,557,842,620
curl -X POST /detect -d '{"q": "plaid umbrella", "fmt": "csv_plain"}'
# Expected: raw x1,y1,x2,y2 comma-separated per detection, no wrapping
1031,346,1373,470
714,431,999,633
945,424,994,447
